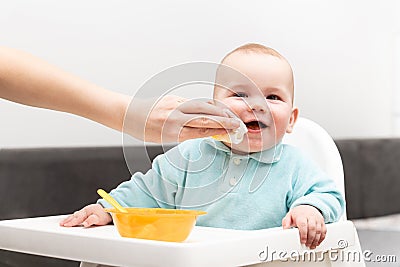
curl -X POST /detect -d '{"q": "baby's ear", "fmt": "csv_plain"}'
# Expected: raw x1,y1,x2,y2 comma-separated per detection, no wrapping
286,107,299,133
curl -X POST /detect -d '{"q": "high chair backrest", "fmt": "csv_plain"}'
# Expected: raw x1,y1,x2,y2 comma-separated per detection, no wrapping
282,117,347,221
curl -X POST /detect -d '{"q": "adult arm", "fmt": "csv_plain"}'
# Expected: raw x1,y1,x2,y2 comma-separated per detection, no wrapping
0,47,239,142
0,46,129,132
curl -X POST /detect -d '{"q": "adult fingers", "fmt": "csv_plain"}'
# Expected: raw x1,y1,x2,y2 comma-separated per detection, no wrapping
177,100,228,116
183,114,240,130
158,112,238,142
178,101,241,129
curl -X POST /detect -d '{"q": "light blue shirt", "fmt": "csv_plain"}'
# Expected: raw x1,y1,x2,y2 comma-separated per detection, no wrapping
99,138,345,230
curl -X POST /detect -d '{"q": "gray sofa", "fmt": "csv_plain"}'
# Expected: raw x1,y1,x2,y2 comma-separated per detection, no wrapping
1,139,399,266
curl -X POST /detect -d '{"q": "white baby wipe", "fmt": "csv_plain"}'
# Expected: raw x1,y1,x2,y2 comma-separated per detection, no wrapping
212,110,248,144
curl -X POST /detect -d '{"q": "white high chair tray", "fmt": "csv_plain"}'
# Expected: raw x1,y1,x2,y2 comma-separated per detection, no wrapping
0,215,357,267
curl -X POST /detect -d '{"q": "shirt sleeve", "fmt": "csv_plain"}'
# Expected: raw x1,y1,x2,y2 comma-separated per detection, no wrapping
97,149,183,209
287,151,346,223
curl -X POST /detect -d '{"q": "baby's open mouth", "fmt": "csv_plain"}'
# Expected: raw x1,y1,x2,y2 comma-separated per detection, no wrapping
245,120,268,131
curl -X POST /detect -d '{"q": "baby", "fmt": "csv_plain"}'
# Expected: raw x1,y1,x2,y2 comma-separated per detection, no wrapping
61,43,344,249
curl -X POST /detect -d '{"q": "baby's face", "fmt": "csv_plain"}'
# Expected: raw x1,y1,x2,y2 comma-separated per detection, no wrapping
214,52,298,153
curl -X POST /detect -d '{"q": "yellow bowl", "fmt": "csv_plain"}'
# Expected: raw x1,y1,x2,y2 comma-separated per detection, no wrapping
105,208,206,242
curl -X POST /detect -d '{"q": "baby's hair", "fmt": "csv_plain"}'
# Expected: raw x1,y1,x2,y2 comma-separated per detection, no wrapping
221,43,286,63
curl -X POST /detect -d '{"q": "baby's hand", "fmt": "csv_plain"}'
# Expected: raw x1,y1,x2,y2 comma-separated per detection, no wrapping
59,204,112,228
282,205,326,249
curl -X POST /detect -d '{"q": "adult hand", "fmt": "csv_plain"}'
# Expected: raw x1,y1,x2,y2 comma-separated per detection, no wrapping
125,95,240,143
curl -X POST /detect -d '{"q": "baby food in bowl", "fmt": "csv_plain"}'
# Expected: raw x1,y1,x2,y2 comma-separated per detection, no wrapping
105,208,206,242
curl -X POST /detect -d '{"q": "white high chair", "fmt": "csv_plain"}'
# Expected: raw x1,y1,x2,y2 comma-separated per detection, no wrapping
282,117,347,221
0,118,365,267
79,118,364,267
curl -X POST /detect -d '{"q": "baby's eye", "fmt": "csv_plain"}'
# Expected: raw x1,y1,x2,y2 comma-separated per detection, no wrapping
233,92,248,98
266,94,280,100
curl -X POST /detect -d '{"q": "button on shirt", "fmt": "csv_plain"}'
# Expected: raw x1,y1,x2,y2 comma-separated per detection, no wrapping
233,158,241,165
99,138,345,230
229,177,237,186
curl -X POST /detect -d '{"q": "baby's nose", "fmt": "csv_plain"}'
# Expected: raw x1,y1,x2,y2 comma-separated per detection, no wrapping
247,98,268,113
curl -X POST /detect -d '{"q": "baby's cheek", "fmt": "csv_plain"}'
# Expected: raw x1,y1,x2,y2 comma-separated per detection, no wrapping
271,110,291,136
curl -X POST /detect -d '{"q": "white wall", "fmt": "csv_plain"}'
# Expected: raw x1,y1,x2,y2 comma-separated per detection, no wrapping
1,0,399,148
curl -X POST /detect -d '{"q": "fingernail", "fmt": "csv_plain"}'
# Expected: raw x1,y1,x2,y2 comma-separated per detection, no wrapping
223,109,231,117
231,119,240,128
224,109,238,118
82,222,88,227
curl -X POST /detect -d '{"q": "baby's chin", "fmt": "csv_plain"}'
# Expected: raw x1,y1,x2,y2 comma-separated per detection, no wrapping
213,133,276,154
222,140,270,155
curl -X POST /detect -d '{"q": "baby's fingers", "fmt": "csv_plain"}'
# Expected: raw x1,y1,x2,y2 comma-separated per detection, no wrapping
309,222,322,249
59,214,74,226
82,214,101,228
296,217,308,245
306,219,317,248
60,209,87,227
317,223,327,246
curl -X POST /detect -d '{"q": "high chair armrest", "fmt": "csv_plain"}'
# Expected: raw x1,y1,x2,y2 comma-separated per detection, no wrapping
242,220,356,263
